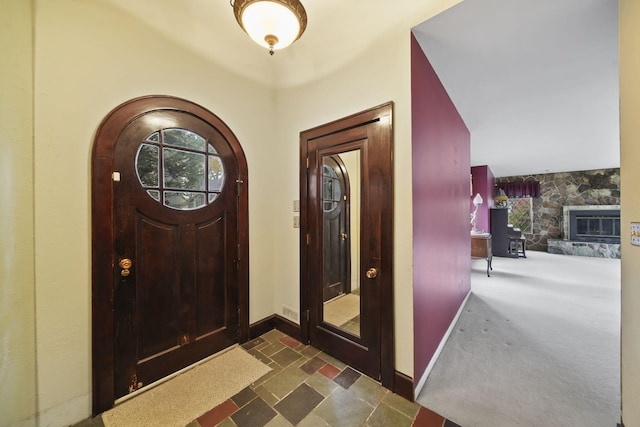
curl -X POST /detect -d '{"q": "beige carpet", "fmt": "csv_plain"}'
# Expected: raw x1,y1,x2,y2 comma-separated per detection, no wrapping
417,251,620,427
102,346,271,427
324,293,360,327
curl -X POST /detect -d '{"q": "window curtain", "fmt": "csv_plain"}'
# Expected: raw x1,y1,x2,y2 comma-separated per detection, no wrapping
497,181,540,198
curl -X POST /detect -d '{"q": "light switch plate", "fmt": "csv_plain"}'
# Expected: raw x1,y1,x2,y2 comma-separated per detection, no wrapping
293,200,300,212
293,216,300,228
631,222,640,246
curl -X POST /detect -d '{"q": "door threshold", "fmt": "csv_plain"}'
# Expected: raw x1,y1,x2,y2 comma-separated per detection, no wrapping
324,293,346,304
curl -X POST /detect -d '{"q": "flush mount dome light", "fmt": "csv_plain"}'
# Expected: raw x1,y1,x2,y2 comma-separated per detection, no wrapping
232,0,307,55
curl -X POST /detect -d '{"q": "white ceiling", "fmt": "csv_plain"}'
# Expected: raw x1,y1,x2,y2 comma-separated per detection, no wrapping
413,0,620,177
103,0,452,88
104,0,620,178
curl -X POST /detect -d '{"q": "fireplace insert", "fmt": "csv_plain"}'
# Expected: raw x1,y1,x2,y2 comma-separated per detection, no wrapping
569,209,620,244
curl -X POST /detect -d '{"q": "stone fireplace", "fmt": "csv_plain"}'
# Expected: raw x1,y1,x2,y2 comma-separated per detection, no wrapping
495,168,620,252
548,205,621,258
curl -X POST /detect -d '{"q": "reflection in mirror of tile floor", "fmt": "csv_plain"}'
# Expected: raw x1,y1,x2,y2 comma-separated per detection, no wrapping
78,329,460,427
323,293,361,336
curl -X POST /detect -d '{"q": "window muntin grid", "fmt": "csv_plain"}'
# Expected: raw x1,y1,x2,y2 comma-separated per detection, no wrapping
135,129,225,210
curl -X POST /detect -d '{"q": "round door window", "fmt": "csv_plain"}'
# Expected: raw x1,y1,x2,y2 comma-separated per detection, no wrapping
322,164,342,212
135,128,225,210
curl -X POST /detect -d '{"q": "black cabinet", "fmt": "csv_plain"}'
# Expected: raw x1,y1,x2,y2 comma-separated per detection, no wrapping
490,208,510,257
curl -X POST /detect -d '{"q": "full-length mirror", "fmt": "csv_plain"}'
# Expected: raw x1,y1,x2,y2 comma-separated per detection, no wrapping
321,149,361,336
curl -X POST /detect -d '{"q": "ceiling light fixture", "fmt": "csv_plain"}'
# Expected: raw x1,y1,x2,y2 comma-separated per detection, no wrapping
231,0,307,55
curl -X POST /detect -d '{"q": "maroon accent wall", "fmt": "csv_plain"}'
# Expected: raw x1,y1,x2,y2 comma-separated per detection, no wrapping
471,165,495,233
411,33,471,386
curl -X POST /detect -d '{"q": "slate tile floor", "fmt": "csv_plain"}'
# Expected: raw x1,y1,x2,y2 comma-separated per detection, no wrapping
78,329,460,427
191,329,459,427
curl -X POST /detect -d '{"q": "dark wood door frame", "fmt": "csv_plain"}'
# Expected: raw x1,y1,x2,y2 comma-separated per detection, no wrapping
91,95,249,415
299,102,395,389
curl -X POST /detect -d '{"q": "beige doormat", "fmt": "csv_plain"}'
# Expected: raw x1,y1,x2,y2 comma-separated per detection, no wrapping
102,346,270,427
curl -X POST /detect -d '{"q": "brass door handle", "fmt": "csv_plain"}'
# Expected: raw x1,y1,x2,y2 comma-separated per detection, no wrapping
366,268,378,279
119,258,133,277
340,232,348,241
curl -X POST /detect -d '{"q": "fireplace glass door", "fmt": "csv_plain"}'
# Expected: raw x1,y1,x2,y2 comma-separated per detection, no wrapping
570,209,620,243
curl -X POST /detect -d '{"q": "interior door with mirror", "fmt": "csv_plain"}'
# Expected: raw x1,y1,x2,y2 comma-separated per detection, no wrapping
300,103,394,386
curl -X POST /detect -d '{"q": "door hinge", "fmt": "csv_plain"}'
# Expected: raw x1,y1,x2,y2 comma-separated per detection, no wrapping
306,234,311,245
306,309,310,322
235,179,244,196
306,157,309,169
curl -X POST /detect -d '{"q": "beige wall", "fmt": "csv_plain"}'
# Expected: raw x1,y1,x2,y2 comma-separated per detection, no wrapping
32,0,278,423
620,1,640,425
1,0,460,423
275,32,416,375
29,0,455,422
341,152,362,292
270,0,461,380
10,0,635,426
0,1,37,426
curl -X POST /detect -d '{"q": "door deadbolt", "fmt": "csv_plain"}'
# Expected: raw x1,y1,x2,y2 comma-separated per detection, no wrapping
119,258,132,277
366,268,378,279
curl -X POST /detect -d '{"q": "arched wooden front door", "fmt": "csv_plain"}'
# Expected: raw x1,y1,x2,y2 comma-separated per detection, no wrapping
91,96,249,414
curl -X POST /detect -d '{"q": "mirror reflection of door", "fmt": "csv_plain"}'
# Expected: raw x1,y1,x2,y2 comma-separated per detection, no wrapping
322,152,361,337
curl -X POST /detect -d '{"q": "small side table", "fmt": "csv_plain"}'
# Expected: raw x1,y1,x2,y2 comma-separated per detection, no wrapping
471,233,493,277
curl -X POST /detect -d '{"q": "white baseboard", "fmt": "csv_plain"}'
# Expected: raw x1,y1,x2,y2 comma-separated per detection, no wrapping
413,290,472,399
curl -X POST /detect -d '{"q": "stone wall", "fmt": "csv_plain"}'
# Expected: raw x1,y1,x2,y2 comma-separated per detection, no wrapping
496,168,620,251
548,239,621,258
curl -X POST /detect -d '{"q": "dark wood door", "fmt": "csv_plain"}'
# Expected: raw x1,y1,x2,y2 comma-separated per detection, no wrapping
322,156,351,301
92,96,249,413
300,103,394,386
112,111,239,398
